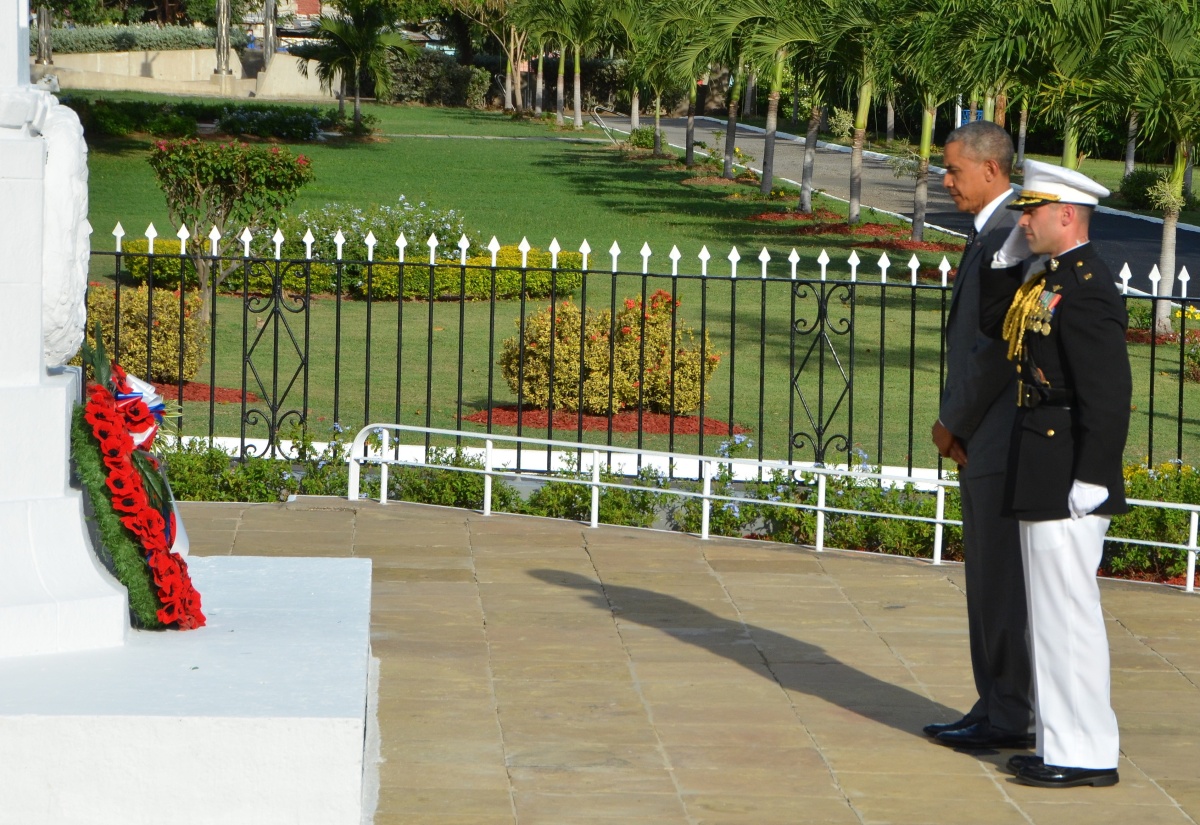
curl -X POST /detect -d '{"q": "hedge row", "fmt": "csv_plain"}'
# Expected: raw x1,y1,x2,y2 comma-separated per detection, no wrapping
31,24,247,55
60,95,340,139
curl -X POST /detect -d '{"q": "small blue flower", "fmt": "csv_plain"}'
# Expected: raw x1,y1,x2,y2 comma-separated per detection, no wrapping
332,421,345,434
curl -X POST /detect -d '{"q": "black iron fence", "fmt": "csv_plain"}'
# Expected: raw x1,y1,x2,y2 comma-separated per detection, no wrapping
87,241,1200,473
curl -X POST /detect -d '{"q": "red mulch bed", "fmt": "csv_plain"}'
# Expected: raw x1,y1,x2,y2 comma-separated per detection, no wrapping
152,381,261,404
464,405,748,435
1099,569,1192,587
681,176,740,186
748,208,842,223
859,239,962,253
1125,329,1200,345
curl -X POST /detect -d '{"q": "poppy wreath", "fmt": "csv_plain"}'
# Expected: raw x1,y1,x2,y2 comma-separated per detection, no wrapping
81,336,205,630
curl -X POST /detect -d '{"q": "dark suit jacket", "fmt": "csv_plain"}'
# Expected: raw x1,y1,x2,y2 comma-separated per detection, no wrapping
940,193,1019,479
980,243,1131,521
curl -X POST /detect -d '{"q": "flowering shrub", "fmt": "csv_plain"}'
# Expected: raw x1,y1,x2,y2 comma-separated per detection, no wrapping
216,106,331,141
148,138,313,320
1109,462,1200,578
79,284,205,383
500,290,720,415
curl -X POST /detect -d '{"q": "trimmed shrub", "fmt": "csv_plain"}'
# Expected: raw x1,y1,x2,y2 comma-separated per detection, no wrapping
79,284,205,383
628,126,656,149
526,462,675,527
32,24,247,55
122,238,192,288
217,106,330,141
356,246,583,300
388,50,477,106
1108,462,1200,579
465,66,490,109
500,289,720,415
61,95,337,140
387,447,523,511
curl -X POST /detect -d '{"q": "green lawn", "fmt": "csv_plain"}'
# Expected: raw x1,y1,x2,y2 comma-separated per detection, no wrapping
80,94,1200,467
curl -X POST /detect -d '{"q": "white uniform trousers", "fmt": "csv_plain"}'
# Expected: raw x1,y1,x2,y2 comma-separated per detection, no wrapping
1020,516,1120,769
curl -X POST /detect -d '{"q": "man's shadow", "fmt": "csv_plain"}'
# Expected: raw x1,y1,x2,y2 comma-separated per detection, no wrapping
530,569,961,740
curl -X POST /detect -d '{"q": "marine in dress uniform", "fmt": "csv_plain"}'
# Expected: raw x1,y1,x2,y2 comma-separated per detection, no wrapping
980,160,1130,789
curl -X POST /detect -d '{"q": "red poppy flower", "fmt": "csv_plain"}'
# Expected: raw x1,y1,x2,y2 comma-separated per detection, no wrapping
99,431,134,461
121,400,154,432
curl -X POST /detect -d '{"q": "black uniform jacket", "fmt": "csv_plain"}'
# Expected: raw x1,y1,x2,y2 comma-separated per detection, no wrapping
980,242,1131,522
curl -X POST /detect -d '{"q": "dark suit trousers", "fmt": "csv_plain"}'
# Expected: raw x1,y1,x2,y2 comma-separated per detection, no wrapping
961,471,1035,734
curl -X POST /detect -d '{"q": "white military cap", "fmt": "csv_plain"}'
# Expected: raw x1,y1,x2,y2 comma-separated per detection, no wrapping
1009,159,1111,208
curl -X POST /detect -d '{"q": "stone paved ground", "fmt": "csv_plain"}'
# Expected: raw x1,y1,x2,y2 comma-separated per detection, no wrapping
183,498,1200,825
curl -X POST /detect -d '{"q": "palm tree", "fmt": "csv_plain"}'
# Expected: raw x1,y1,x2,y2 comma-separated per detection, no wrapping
292,0,418,130
820,0,903,224
896,0,965,240
1073,0,1200,331
711,0,819,194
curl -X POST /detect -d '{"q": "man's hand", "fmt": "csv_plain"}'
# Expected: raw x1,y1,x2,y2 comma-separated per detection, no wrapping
991,223,1032,268
932,420,968,466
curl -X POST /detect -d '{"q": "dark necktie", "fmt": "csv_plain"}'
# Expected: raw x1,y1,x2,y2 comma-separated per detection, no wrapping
965,226,978,248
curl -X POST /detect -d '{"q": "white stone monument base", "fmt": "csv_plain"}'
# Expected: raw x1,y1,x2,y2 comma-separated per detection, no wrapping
0,556,374,825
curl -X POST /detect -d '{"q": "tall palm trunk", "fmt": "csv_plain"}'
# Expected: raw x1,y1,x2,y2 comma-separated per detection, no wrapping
1017,103,1029,167
760,50,785,196
983,93,995,121
911,96,935,242
503,52,513,111
352,58,362,129
800,102,820,213
849,78,873,225
1124,111,1138,177
723,62,744,180
572,44,583,129
630,86,640,129
555,50,565,126
653,93,663,154
1156,142,1188,333
510,27,524,111
1061,115,1079,170
885,93,895,143
995,92,1007,127
685,82,697,168
534,53,544,115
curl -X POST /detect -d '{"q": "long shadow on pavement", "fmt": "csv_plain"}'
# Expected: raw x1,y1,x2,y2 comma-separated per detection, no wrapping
531,569,961,741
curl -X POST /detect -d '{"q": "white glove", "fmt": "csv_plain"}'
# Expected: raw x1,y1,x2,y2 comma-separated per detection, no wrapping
1068,480,1109,520
991,224,1032,268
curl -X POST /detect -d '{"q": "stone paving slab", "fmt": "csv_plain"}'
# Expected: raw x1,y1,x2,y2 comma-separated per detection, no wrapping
182,498,1200,825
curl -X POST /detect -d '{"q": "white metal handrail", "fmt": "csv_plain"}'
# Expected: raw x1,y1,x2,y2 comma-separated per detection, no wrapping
346,423,1200,592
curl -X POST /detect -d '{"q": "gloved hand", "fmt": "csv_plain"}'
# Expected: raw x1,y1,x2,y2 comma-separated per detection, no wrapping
991,224,1032,268
1068,480,1109,520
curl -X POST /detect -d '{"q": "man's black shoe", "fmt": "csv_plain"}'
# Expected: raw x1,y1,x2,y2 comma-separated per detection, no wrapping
1015,762,1119,788
922,717,975,738
1005,754,1043,776
934,722,1035,749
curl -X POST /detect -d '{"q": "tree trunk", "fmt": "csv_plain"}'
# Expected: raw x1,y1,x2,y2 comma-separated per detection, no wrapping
353,58,362,129
685,82,696,168
995,92,1007,127
1186,143,1194,197
653,94,663,155
572,45,583,129
723,65,743,179
534,53,543,116
555,51,565,126
849,78,873,225
791,66,800,128
503,53,513,111
968,97,977,122
911,98,935,242
983,93,995,121
630,86,640,129
510,27,524,111
1017,103,1029,167
885,94,895,143
759,50,784,195
1124,111,1138,178
800,103,820,214
1155,143,1188,333
338,75,346,118
1061,117,1079,170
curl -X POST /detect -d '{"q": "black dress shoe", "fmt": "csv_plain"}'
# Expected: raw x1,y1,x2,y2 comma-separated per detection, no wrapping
1016,762,1119,788
922,717,976,738
1006,754,1043,775
934,722,1035,750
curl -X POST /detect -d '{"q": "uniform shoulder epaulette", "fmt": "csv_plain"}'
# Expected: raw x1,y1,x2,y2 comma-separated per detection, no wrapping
1070,258,1095,284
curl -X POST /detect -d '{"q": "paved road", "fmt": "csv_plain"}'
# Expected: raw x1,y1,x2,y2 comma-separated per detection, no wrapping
604,116,1198,295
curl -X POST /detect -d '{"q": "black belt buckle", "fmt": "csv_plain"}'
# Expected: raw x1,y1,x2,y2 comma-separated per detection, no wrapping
1017,382,1040,409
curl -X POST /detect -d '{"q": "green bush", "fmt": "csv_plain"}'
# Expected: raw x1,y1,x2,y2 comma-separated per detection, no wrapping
1108,462,1200,579
387,447,522,511
501,289,719,414
525,460,675,527
358,245,584,300
465,66,491,109
60,95,335,140
1119,167,1200,211
628,126,657,149
32,24,246,55
78,284,205,383
217,106,332,141
388,50,478,106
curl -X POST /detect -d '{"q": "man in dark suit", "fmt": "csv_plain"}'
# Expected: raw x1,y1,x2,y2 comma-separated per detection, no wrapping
926,121,1035,749
981,160,1129,788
